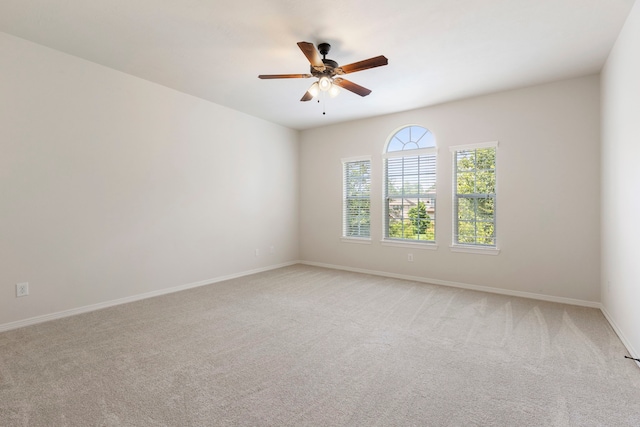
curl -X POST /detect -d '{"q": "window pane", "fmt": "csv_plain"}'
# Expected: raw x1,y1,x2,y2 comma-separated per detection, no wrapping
478,223,495,245
387,138,404,152
476,171,495,193
457,197,475,220
457,220,476,244
403,175,420,195
409,198,434,240
418,130,436,149
345,199,370,237
456,151,476,171
457,172,476,194
343,160,371,238
477,197,494,220
395,127,411,144
387,178,402,196
410,126,427,145
388,218,404,238
403,156,420,173
386,158,403,176
386,126,436,152
453,146,496,247
476,148,495,170
384,126,437,243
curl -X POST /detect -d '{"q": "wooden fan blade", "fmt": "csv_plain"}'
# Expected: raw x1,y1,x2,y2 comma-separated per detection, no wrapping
258,74,312,79
336,55,388,75
300,91,314,102
297,41,325,71
333,78,372,97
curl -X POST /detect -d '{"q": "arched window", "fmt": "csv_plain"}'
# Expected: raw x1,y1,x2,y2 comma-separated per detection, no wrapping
383,125,437,243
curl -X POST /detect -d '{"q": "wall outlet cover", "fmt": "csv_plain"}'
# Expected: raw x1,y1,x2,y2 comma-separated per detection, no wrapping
16,282,29,297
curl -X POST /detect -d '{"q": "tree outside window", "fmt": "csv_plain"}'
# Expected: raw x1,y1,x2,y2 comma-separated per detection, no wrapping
384,126,437,243
453,145,497,246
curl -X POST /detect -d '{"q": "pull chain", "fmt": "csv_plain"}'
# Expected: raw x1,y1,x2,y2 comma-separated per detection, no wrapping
319,91,326,115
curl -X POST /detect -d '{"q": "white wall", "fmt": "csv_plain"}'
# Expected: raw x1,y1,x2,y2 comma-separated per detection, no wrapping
300,75,601,303
0,33,299,327
601,2,640,358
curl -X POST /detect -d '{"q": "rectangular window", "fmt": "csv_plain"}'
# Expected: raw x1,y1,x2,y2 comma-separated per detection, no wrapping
343,158,371,239
452,142,497,247
384,153,436,242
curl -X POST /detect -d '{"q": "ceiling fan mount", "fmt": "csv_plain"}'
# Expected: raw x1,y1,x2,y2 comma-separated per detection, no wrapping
258,41,388,102
317,42,331,57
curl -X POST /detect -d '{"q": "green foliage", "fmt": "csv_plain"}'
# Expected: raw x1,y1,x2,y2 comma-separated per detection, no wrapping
385,153,437,242
346,199,370,237
345,161,371,237
455,148,496,245
408,201,431,235
456,148,496,194
457,220,495,245
388,200,435,241
389,219,415,239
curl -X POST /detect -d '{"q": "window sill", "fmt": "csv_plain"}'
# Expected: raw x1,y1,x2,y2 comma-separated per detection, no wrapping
450,245,500,255
381,240,438,250
341,237,372,245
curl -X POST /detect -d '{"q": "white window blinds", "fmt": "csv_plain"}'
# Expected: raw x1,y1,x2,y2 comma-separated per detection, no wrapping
343,159,371,238
384,153,436,241
383,125,437,243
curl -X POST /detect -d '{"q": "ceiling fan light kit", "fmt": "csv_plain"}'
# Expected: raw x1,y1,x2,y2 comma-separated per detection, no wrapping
258,42,388,102
318,76,332,91
308,82,320,98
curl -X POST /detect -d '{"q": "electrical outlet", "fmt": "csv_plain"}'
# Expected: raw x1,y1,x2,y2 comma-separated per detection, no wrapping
407,253,414,262
255,249,260,257
269,246,274,254
16,282,29,297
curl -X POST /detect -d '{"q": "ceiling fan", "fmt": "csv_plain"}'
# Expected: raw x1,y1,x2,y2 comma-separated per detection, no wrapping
258,42,388,101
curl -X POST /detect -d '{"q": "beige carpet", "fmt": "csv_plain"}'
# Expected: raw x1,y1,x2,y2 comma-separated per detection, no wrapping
0,265,639,426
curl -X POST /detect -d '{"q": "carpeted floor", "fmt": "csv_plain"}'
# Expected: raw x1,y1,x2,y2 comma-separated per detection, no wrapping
0,265,639,426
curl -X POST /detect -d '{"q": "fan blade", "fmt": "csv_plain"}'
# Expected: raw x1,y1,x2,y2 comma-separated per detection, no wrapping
258,74,312,79
333,78,372,97
335,55,388,75
300,82,319,102
297,41,325,71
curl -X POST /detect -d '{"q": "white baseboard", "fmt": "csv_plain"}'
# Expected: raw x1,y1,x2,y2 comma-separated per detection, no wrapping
299,260,602,309
600,306,640,370
7,260,638,372
300,261,640,370
0,261,297,333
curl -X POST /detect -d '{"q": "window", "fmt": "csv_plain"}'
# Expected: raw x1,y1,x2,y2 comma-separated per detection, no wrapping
383,126,437,244
451,142,497,249
342,157,371,240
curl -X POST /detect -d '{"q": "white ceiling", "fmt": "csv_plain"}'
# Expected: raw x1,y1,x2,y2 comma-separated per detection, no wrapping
0,0,635,130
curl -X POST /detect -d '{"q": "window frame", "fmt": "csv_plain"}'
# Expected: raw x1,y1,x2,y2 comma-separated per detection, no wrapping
382,125,438,250
341,156,372,244
450,141,500,255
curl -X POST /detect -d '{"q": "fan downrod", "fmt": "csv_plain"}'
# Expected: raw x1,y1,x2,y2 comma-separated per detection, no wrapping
312,43,338,75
